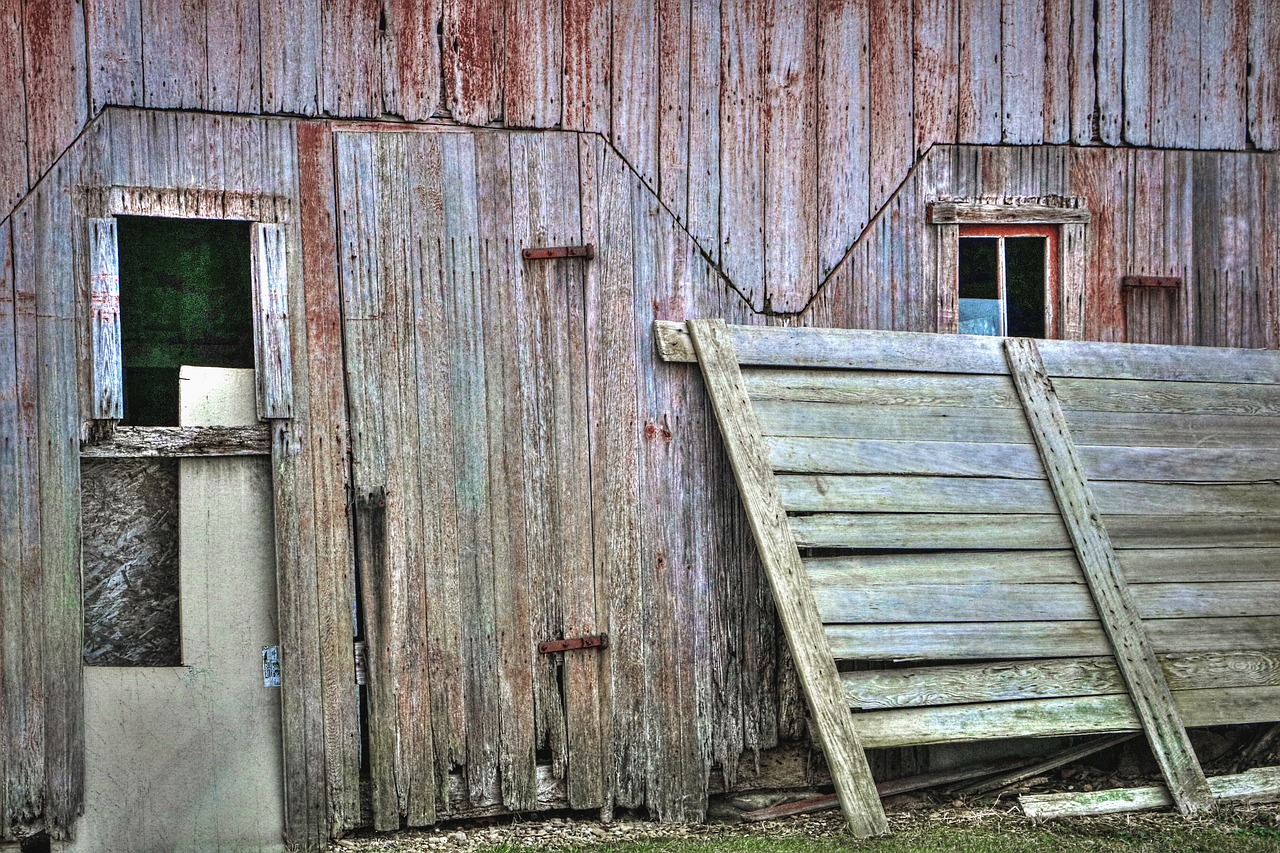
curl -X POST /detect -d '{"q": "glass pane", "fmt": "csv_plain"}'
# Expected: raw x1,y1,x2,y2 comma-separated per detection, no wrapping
959,298,1002,336
958,237,998,300
1005,236,1047,337
119,217,255,426
81,458,181,666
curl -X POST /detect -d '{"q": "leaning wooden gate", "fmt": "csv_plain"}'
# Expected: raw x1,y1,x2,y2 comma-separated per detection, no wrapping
658,319,1280,836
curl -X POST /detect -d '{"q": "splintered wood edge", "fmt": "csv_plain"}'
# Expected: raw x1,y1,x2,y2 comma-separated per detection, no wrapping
685,318,888,838
1003,337,1214,816
1020,765,1280,821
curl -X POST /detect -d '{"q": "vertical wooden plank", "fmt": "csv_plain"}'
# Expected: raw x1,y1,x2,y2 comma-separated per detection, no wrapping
381,0,443,120
1095,0,1123,144
1060,221,1087,340
0,0,26,212
764,0,818,313
473,131,538,812
720,0,764,309
1199,0,1248,149
869,0,913,215
443,0,506,125
914,0,959,154
6,206,43,839
1149,0,1200,148
296,120,361,836
1069,0,1096,143
686,0,721,261
320,0,382,117
85,0,141,112
261,0,321,115
1001,0,1045,144
22,0,87,183
958,0,1001,144
251,222,294,420
205,0,261,112
505,0,562,125
1003,337,1213,816
1247,1,1279,150
0,218,19,842
935,223,959,333
684,319,888,838
139,0,205,108
562,0,611,132
87,218,121,421
819,0,870,280
1043,0,1071,142
1121,0,1150,145
612,0,659,188
657,0,691,221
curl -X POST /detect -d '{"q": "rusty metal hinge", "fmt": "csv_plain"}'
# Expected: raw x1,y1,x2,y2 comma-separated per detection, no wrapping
538,633,609,654
522,244,595,261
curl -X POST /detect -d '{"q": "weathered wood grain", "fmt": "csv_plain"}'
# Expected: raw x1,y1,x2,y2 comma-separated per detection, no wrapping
854,686,1280,748
842,652,1280,710
562,0,611,132
1248,1,1280,150
929,201,1091,224
1068,0,1095,143
22,0,87,183
79,425,269,456
685,0,721,258
0,0,28,212
687,319,887,838
442,0,504,124
320,0,382,121
260,0,320,115
817,0,870,278
913,0,958,153
1095,0,1123,144
806,548,1280,587
1042,0,1071,143
868,0,913,218
654,321,1280,382
1001,0,1045,144
1021,766,1280,819
815,579,1280,624
140,0,206,109
718,0,764,309
205,0,261,112
612,0,659,187
826,616,1280,661
87,218,121,421
381,0,442,120
791,512,1280,550
1199,0,1248,150
656,0,691,223
250,222,293,419
1005,337,1212,814
505,0,563,126
1147,0,1197,148
958,0,1001,144
86,0,142,113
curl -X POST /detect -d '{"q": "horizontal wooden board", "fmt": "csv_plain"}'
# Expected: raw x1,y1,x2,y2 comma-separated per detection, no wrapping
654,321,1280,383
755,399,1278,449
744,369,1280,418
814,581,1280,624
1020,766,1280,819
80,425,271,457
852,685,1280,748
791,513,1280,550
769,437,1280,482
824,616,1280,661
778,475,1279,516
804,548,1280,586
842,651,1280,709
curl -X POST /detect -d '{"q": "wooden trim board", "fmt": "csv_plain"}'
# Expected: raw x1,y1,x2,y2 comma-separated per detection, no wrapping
685,319,888,838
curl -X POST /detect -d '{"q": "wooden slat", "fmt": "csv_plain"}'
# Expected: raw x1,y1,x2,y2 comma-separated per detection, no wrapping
1248,1,1280,150
381,0,442,121
656,0,691,223
611,0,658,187
815,580,1280,624
79,425,269,456
1042,0,1071,142
778,475,1280,516
957,0,1001,144
318,0,381,117
87,219,122,421
687,319,887,838
913,0,958,155
1095,0,1123,144
769,436,1280,482
505,0,562,126
842,652,1280,710
1199,0,1248,150
929,201,1091,224
718,0,763,309
1121,0,1150,144
805,548,1280,587
868,0,912,216
0,0,28,211
205,0,261,112
22,0,88,182
0,217,24,840
685,0,720,258
259,0,320,114
441,0,504,124
853,686,1280,748
757,397,1280,449
1004,337,1212,814
250,222,293,419
561,0,611,132
999,0,1045,144
139,0,206,108
1068,0,1095,144
791,511,1280,550
1020,766,1280,820
653,321,1280,383
818,0,870,277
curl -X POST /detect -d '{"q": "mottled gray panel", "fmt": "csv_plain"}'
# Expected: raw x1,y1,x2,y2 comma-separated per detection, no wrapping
81,458,180,666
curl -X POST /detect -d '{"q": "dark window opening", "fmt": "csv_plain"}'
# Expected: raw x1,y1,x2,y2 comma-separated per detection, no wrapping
118,216,255,425
958,225,1056,338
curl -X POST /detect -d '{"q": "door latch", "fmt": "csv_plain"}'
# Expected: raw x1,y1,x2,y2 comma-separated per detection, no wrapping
538,634,609,654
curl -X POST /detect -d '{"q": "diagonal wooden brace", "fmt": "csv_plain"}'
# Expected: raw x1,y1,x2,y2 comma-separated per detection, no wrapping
1003,337,1214,815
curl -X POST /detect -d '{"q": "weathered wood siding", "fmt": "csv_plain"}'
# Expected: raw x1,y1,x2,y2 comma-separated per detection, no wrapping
3,1,1277,313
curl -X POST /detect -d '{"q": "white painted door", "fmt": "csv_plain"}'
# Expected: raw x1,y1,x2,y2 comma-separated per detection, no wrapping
73,368,284,853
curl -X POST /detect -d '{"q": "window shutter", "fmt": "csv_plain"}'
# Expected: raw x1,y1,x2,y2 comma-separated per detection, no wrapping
89,218,122,420
250,222,293,419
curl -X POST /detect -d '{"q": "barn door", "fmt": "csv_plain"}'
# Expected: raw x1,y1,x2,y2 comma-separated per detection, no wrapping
337,129,604,828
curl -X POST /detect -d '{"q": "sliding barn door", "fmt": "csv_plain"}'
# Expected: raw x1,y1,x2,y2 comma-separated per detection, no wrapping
336,128,603,828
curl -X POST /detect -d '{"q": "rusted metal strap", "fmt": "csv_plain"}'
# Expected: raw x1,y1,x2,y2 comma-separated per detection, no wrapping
538,634,609,654
522,244,595,261
1122,275,1182,289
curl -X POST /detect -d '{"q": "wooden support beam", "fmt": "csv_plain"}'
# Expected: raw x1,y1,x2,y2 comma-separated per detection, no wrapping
1003,337,1214,816
79,425,271,457
1020,766,1280,820
683,319,888,838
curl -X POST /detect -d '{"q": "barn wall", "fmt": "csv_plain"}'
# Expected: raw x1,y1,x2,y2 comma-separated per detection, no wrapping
3,1,1278,314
